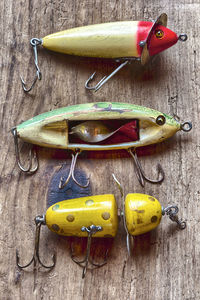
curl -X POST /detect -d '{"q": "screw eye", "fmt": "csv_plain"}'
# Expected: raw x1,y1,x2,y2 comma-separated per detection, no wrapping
156,115,166,125
180,122,192,132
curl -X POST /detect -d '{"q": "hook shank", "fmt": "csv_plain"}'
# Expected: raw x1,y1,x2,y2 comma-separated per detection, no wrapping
20,38,42,93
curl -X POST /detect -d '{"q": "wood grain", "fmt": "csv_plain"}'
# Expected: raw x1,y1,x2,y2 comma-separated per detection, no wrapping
0,1,199,299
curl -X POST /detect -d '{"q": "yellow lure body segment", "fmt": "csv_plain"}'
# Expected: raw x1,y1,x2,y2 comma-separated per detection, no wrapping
125,193,162,236
46,194,118,238
42,21,139,58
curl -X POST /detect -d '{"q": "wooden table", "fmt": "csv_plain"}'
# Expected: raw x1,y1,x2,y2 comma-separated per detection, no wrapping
0,1,199,299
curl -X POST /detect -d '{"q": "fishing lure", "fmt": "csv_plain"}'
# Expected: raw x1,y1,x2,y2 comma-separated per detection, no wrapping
21,13,187,92
16,175,186,278
11,102,192,187
112,174,186,255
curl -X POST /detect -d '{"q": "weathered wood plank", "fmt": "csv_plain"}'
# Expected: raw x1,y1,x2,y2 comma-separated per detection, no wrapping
0,0,199,299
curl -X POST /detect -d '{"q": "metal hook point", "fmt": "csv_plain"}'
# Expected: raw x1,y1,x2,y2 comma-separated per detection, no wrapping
70,225,105,278
11,127,39,174
16,215,56,270
128,148,165,187
20,38,42,93
59,150,90,189
85,60,130,92
20,72,41,93
85,72,107,91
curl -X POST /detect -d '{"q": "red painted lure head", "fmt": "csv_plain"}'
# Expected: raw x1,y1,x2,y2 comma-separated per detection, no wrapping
148,24,178,56
137,21,179,57
137,14,187,64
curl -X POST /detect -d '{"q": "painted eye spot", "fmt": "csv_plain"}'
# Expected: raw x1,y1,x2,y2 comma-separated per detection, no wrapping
156,115,166,125
148,196,155,202
85,199,94,206
102,212,110,220
137,218,143,224
52,224,60,231
155,29,164,39
151,216,158,223
52,204,59,211
66,214,75,222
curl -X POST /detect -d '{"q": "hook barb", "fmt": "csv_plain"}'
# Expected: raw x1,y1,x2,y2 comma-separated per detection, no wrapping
11,127,39,174
16,215,56,270
128,148,165,187
20,38,42,93
70,225,106,278
59,149,90,189
85,60,130,92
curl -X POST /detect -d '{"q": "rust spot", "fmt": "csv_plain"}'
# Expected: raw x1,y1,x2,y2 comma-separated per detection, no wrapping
52,224,60,231
102,212,110,220
66,214,75,222
151,216,158,223
148,196,155,202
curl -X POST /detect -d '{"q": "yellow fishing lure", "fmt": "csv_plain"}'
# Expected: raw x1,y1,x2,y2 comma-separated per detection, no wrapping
16,177,185,278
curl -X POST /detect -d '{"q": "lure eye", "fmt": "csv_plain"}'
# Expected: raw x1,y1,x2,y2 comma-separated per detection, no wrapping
155,29,164,39
156,115,166,126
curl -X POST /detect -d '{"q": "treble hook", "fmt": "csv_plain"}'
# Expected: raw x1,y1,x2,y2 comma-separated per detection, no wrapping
16,215,56,270
11,127,38,174
70,225,107,278
85,60,130,92
162,205,186,229
128,148,165,187
59,149,90,189
20,38,42,93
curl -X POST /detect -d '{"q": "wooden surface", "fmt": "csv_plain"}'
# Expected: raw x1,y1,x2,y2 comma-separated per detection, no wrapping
0,1,199,299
